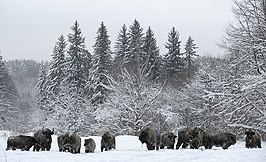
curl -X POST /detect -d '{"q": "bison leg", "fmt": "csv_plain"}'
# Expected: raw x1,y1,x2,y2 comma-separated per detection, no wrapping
175,140,183,149
160,145,165,149
258,141,262,148
182,142,189,149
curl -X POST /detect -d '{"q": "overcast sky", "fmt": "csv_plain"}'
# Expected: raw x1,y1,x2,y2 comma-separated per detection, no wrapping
0,0,234,61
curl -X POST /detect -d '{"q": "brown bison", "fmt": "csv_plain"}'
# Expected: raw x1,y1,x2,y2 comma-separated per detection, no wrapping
6,135,37,151
62,133,81,154
245,128,262,148
84,138,96,153
101,132,116,152
208,132,236,149
176,128,191,149
57,133,69,152
159,132,177,149
138,128,161,150
187,127,209,149
33,128,54,151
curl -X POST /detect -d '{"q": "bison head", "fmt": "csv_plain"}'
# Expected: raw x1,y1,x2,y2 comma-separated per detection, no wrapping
245,129,255,145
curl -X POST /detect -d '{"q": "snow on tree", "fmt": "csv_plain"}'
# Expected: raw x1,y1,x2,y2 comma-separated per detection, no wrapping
0,54,20,129
219,0,266,134
163,27,184,80
113,24,130,72
65,20,87,95
124,19,144,75
86,22,113,105
36,66,48,110
142,26,161,80
47,34,66,95
104,68,165,135
184,36,198,68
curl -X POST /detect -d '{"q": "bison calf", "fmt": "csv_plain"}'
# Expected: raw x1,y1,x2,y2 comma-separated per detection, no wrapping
101,132,116,152
245,128,262,148
159,132,177,149
84,138,96,153
63,133,81,154
6,135,37,151
208,132,236,149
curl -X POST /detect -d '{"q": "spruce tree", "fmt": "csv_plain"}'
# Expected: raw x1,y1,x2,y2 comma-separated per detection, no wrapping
47,34,66,95
65,20,87,95
87,22,112,105
163,27,183,78
124,19,144,74
0,54,20,128
114,24,130,71
36,66,48,110
142,26,161,79
184,36,198,68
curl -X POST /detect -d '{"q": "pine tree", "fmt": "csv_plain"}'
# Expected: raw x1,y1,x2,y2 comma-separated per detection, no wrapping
65,20,87,95
184,36,198,68
163,27,183,78
87,22,113,105
124,19,144,74
113,24,130,71
142,26,161,79
47,34,66,95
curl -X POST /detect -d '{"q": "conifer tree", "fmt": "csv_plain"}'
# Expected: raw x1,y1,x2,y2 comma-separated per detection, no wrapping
163,27,183,78
184,36,198,68
0,54,20,127
114,24,130,71
65,20,87,95
142,26,161,79
36,66,48,110
87,22,113,105
47,34,66,95
124,19,144,74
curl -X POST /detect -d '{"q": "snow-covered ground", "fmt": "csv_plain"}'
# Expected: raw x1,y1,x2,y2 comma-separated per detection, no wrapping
0,130,265,162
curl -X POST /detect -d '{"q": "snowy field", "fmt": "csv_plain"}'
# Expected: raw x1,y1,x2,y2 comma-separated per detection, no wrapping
0,130,265,162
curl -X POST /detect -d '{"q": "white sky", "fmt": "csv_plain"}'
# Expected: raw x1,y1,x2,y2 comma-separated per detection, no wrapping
0,0,234,61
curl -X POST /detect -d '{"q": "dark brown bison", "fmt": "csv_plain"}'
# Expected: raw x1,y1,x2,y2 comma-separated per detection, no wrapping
208,133,236,149
187,127,209,149
159,132,177,149
139,128,161,150
6,135,37,151
176,128,191,149
245,128,262,148
57,133,69,152
84,138,96,153
62,133,81,154
101,132,116,152
33,128,54,151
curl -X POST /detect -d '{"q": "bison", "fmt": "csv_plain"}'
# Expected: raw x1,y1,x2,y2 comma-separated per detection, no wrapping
208,132,236,149
33,128,54,151
139,128,161,150
101,132,116,152
84,138,96,153
176,128,191,149
159,132,177,149
62,133,81,154
6,135,37,151
245,128,262,148
57,133,69,152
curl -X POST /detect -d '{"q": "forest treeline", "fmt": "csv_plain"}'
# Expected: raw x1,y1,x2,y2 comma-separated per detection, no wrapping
0,0,266,140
